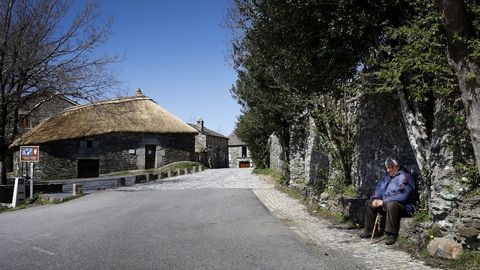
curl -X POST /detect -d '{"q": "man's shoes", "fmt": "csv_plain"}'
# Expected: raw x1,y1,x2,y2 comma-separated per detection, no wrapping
360,231,383,239
359,231,371,238
385,234,398,245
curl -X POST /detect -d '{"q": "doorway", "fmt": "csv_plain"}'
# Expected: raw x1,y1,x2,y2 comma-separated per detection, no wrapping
145,145,156,169
77,159,100,178
239,161,250,168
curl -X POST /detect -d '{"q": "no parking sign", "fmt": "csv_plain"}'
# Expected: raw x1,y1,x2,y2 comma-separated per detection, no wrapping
20,146,39,162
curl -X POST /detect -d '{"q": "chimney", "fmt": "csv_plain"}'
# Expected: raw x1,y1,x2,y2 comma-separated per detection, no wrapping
135,88,144,97
196,118,204,132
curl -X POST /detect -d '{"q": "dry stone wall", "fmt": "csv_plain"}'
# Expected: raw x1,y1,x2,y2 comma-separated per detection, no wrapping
351,93,418,196
14,132,195,181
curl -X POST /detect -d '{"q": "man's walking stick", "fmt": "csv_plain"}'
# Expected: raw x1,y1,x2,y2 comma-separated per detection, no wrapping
370,213,381,244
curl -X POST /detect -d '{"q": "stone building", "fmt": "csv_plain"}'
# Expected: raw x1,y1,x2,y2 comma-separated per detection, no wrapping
10,91,197,180
2,92,77,180
228,132,253,168
17,92,77,137
188,119,229,168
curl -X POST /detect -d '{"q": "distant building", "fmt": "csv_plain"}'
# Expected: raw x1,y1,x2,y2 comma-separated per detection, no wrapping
10,90,197,180
188,119,229,168
3,92,77,179
17,93,77,137
228,132,252,168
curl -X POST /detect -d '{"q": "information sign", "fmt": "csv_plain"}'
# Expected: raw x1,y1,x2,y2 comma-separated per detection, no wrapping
20,146,39,162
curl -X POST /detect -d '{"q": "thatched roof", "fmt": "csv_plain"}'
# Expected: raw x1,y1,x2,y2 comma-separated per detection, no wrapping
11,96,197,147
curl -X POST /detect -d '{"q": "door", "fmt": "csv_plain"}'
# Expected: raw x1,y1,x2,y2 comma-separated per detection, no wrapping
77,159,100,178
145,145,156,169
239,161,250,168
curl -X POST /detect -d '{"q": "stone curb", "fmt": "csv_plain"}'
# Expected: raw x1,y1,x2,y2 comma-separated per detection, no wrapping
252,188,438,270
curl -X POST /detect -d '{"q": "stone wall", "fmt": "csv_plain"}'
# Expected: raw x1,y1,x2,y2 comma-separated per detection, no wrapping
228,146,252,168
195,134,229,168
3,95,75,180
13,132,195,181
288,118,329,189
206,136,229,168
268,134,283,172
268,92,418,195
351,93,418,196
17,95,75,136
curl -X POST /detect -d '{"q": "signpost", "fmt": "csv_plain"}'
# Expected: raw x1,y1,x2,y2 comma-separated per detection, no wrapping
17,146,39,202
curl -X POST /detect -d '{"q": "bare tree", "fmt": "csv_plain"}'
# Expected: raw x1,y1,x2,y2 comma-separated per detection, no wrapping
0,0,118,184
436,0,480,173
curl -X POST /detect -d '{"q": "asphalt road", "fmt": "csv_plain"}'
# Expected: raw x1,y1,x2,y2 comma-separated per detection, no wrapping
0,169,364,269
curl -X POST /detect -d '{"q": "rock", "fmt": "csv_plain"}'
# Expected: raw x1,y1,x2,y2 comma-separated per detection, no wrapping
459,226,479,238
458,226,480,250
427,238,463,259
440,192,458,201
320,192,330,201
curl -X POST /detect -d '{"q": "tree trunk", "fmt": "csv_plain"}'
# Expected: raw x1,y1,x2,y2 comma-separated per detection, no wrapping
436,0,480,173
397,90,431,174
397,89,432,208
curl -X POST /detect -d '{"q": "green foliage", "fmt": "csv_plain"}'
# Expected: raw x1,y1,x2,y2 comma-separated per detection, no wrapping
159,161,203,172
412,210,432,225
426,226,443,242
228,0,390,176
235,111,277,168
455,162,480,195
366,0,457,101
324,181,359,198
312,205,351,224
252,167,286,185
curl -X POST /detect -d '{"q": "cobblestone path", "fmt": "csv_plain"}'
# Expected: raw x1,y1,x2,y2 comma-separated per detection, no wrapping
253,188,437,270
124,168,437,269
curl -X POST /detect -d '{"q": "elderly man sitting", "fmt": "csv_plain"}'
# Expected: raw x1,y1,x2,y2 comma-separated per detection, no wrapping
360,158,416,245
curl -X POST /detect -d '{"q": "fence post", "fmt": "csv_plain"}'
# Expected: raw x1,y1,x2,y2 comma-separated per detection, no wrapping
73,184,83,196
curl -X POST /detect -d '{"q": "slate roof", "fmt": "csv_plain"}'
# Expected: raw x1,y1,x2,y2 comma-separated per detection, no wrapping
188,124,228,139
11,96,198,147
228,132,247,146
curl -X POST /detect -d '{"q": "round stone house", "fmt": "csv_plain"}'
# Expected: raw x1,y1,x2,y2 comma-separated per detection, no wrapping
10,94,197,180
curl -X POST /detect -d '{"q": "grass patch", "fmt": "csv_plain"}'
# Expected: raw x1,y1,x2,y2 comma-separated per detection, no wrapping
160,161,203,172
253,167,353,226
324,184,358,198
309,203,352,224
253,167,287,185
396,236,418,254
412,210,433,225
421,249,480,270
395,230,480,270
0,193,86,213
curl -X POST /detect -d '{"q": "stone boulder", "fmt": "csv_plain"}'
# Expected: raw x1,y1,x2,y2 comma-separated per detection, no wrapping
427,238,463,259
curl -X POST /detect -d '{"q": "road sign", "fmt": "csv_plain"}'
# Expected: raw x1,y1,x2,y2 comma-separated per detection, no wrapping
20,146,39,162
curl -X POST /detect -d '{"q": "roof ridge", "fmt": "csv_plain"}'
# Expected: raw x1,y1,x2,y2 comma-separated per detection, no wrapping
64,96,152,113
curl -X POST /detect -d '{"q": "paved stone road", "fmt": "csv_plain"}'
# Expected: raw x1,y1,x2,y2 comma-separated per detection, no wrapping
127,168,437,270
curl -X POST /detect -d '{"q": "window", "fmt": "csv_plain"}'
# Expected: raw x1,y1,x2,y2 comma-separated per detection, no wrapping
86,140,93,148
241,146,247,158
19,114,31,129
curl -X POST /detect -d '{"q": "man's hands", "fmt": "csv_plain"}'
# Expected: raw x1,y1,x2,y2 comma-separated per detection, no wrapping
372,199,383,208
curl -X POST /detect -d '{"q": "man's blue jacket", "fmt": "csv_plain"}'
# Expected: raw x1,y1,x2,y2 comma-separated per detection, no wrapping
370,168,416,216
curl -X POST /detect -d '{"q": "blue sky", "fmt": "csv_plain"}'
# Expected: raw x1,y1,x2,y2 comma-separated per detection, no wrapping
95,0,240,136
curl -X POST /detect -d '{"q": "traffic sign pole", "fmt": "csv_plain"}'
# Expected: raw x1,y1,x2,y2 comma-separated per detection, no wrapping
29,163,34,199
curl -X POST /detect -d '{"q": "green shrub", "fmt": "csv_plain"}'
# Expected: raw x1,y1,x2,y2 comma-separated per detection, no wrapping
412,210,432,225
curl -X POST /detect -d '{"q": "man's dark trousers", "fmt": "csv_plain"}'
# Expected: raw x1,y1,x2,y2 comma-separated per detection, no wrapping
364,200,408,235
